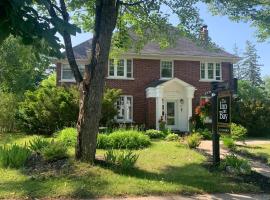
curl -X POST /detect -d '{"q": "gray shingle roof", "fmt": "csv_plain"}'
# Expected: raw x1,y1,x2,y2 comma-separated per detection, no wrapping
69,37,237,60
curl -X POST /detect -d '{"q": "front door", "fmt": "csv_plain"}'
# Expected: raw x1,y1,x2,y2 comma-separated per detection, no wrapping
166,101,177,130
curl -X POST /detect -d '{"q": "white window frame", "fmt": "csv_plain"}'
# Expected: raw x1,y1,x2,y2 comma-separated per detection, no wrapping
115,95,133,123
61,64,85,82
200,62,222,81
160,60,174,79
108,59,134,79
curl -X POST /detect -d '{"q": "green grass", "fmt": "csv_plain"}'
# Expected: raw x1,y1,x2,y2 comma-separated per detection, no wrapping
0,133,262,199
238,144,270,165
0,133,38,146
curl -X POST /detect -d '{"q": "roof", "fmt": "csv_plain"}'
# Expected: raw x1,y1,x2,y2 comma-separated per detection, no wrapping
146,80,168,88
67,37,238,60
146,78,196,89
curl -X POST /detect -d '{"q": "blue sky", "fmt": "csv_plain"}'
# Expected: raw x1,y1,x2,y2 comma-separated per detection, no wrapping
70,3,270,76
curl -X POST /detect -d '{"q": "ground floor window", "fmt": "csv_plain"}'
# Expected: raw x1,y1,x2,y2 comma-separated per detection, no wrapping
116,95,133,122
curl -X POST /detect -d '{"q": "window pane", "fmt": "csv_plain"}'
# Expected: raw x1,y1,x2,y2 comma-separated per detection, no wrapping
216,63,221,80
126,97,132,121
208,63,214,79
116,97,125,120
117,59,124,76
62,69,73,79
109,59,114,76
127,59,132,78
161,61,172,78
201,63,205,79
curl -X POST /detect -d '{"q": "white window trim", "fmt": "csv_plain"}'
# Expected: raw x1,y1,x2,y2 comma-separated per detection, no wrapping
160,60,174,80
115,95,133,123
108,59,134,79
199,62,222,82
61,64,84,82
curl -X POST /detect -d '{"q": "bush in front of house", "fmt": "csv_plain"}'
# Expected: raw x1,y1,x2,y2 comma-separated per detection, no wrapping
144,129,165,139
186,133,202,149
40,141,68,162
55,127,77,147
165,133,179,141
0,144,31,168
17,74,79,135
221,136,236,150
104,149,139,170
97,130,150,149
220,154,251,174
231,123,247,141
29,136,50,153
197,128,212,140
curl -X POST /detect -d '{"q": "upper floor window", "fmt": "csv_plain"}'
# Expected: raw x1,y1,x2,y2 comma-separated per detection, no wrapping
108,59,133,78
61,64,84,81
116,95,133,122
200,62,222,81
160,61,173,79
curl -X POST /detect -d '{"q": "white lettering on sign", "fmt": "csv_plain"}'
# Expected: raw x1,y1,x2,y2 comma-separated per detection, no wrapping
219,99,228,121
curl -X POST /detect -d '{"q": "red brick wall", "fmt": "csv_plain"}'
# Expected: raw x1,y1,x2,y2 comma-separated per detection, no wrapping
57,59,232,126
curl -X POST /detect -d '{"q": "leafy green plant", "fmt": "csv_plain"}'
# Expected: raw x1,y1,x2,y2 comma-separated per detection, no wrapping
0,144,31,168
186,133,202,149
165,133,179,141
97,130,150,149
222,136,236,150
231,123,247,141
197,128,212,140
55,127,77,147
220,154,251,174
104,149,139,170
29,136,50,153
144,129,165,139
41,141,68,162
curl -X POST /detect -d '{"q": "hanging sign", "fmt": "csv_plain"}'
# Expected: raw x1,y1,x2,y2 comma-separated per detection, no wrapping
217,91,231,134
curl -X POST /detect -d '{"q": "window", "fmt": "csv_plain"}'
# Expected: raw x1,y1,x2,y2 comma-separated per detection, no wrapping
108,59,133,78
116,96,133,122
62,64,84,81
200,62,222,81
161,61,173,79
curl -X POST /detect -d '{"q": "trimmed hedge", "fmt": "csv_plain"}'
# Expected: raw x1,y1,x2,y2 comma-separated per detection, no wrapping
97,130,151,149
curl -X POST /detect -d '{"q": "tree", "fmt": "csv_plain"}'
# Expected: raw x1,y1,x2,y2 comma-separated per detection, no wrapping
1,0,269,163
241,41,263,86
0,36,49,95
232,44,243,80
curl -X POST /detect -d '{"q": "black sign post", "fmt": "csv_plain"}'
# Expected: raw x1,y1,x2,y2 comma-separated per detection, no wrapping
211,83,232,166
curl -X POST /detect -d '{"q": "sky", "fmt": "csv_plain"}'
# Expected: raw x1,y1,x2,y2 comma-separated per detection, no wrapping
70,3,270,76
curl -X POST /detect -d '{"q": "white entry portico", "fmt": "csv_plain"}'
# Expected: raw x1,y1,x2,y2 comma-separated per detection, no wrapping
146,78,196,132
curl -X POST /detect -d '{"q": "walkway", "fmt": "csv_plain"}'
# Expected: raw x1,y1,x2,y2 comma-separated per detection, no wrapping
198,140,270,178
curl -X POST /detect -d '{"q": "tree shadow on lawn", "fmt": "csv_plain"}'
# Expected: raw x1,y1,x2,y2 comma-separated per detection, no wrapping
95,159,264,194
0,162,110,199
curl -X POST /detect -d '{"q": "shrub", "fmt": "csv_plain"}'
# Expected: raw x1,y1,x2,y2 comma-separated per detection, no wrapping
144,129,164,139
165,133,179,141
29,137,50,153
17,74,79,135
231,123,247,141
222,136,236,150
55,127,77,147
220,154,251,174
186,133,202,149
104,149,139,170
0,92,18,132
97,130,150,149
0,144,31,168
197,128,212,140
41,141,68,162
100,88,122,127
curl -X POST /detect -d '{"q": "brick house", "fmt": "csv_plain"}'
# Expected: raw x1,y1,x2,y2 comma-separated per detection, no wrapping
56,27,238,132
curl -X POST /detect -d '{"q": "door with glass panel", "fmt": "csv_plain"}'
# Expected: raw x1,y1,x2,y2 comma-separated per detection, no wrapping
165,101,177,130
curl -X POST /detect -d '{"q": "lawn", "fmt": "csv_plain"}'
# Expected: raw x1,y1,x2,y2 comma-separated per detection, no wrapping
237,144,270,165
0,133,262,199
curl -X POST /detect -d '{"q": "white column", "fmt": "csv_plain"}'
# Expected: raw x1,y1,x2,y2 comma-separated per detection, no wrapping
155,86,164,130
186,87,195,132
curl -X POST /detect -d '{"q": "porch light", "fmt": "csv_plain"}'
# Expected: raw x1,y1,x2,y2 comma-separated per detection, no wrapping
180,99,184,105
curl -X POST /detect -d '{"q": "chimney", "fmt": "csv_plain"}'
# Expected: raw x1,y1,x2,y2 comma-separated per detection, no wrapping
200,25,209,46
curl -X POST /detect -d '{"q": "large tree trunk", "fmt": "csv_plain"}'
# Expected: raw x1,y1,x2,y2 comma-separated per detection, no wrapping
75,0,119,163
